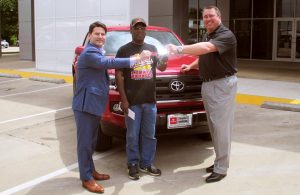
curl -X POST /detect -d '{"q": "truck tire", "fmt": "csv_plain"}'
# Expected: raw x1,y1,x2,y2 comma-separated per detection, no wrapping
72,76,76,95
72,68,76,95
198,132,212,141
95,124,112,151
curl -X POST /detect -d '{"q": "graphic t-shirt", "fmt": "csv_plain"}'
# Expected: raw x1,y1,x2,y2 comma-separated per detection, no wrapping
130,57,153,80
116,42,158,106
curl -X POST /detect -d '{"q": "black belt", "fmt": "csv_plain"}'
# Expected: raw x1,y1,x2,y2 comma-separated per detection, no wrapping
202,74,234,82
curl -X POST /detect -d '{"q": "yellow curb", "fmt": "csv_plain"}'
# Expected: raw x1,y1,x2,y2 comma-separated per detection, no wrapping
0,69,73,83
236,93,300,106
1,69,299,106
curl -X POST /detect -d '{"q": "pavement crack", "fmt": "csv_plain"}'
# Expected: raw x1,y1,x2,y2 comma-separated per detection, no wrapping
7,133,51,148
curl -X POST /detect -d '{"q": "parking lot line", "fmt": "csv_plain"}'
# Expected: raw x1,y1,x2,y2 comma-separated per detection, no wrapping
0,78,26,84
0,148,121,195
0,84,71,98
0,107,71,127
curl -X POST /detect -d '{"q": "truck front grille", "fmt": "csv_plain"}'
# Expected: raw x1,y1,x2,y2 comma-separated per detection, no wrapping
156,75,202,101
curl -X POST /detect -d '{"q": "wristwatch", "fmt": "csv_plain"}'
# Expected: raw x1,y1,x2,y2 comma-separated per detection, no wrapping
176,46,183,54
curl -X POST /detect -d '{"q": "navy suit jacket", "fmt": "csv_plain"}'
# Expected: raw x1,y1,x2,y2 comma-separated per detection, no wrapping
72,43,131,116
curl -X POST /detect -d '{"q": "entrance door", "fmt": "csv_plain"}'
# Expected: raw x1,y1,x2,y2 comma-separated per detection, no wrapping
275,19,300,62
295,20,300,61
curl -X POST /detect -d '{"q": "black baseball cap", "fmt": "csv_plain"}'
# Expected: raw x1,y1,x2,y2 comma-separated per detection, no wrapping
130,18,147,27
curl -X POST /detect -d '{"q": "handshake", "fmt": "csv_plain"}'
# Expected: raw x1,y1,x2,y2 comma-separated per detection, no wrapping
129,50,169,69
130,50,153,68
131,50,152,62
139,50,152,61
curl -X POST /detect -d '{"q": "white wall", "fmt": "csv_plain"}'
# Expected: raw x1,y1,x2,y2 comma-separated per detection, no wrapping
19,0,33,60
34,0,148,73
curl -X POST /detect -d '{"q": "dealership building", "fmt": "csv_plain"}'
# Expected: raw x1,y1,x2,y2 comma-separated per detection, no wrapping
18,0,300,73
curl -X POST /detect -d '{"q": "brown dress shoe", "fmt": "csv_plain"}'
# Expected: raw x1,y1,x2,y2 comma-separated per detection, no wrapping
82,179,104,194
93,170,110,180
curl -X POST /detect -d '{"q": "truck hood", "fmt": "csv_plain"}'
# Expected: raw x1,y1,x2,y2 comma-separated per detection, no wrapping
157,54,199,76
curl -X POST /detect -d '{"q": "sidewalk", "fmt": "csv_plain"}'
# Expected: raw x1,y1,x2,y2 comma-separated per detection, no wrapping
0,53,72,83
236,59,300,107
237,59,300,83
0,53,300,106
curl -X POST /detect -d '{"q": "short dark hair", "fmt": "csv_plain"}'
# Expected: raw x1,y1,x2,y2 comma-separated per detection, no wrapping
88,21,107,34
203,5,221,17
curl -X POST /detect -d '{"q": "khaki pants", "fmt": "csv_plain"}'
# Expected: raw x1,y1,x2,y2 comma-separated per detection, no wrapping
202,75,238,174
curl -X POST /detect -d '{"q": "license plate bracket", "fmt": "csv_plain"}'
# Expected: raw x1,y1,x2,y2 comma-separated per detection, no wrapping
167,114,192,129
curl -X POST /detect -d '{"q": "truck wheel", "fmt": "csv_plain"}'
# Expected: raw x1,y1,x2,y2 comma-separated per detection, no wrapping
95,124,112,151
198,132,212,141
72,70,76,95
72,77,76,95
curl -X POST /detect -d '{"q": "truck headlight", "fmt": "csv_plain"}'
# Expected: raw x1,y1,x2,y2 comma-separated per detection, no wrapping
109,75,117,90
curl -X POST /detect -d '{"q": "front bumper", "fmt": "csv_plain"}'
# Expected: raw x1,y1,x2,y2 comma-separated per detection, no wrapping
101,111,208,137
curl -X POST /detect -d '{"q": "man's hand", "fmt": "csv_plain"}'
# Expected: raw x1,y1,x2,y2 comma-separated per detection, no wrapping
130,50,152,68
157,54,168,71
158,54,168,64
166,44,177,55
120,100,129,115
180,64,191,73
140,50,152,61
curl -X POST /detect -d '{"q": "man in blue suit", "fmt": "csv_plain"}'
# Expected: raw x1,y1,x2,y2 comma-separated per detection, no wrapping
72,21,151,194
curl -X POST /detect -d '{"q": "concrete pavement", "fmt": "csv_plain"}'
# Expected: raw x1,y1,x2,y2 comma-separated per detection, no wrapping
0,53,299,107
0,53,300,195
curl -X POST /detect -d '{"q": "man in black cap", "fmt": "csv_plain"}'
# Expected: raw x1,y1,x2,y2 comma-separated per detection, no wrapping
115,18,168,180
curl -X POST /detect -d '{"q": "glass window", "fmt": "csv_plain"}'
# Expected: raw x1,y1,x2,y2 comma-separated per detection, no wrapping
188,0,199,44
199,0,216,12
297,0,300,17
253,0,274,18
187,0,216,44
276,0,294,17
276,21,293,58
252,20,273,59
232,20,251,58
296,21,300,59
230,0,252,18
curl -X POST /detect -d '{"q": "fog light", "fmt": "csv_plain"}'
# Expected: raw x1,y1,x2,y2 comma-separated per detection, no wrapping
110,102,124,115
113,102,122,112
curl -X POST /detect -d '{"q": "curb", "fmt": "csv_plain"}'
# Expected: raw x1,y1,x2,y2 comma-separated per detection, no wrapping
29,76,65,84
0,73,22,78
261,101,300,112
0,69,72,84
236,93,300,106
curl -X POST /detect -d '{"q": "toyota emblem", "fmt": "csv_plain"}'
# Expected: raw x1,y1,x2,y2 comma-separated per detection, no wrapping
169,80,185,92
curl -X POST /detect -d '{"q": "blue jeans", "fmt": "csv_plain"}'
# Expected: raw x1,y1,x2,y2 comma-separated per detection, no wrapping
125,103,157,167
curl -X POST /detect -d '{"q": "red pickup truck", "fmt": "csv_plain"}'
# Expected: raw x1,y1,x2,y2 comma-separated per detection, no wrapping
72,26,208,151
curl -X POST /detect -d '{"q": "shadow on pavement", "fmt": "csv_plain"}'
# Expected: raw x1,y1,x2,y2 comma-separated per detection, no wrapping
234,104,300,153
26,132,214,195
